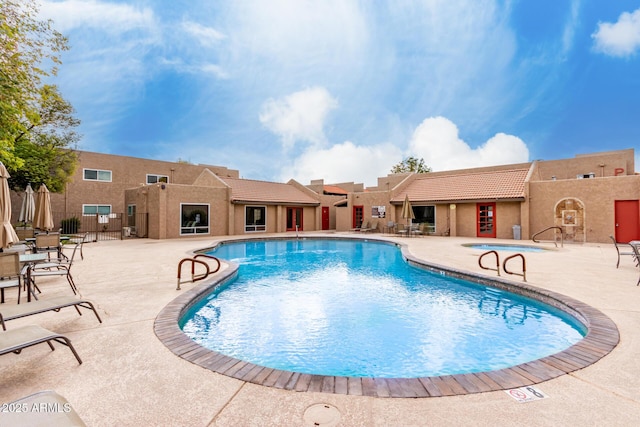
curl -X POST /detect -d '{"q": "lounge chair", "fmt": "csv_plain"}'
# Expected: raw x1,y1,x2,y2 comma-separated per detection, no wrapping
0,390,87,426
350,221,369,232
0,324,82,364
362,221,378,233
610,235,636,268
0,252,25,304
0,295,102,330
28,242,81,295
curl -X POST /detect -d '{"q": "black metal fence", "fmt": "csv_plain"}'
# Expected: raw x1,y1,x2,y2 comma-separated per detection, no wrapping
51,212,148,241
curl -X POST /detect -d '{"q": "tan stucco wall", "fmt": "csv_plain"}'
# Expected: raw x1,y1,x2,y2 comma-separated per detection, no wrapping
50,151,238,218
438,202,520,239
335,206,351,230
528,175,640,243
531,149,634,181
336,191,393,232
125,183,230,239
228,204,319,235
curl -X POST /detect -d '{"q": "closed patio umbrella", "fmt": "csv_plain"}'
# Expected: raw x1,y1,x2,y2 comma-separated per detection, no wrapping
33,183,54,231
19,183,35,225
401,194,415,228
0,162,20,249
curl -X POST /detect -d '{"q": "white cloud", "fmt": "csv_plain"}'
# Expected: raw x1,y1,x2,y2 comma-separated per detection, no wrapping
224,0,368,62
282,141,402,186
592,8,640,57
181,21,226,47
159,58,228,78
561,0,581,57
259,87,338,149
408,117,529,171
39,0,157,34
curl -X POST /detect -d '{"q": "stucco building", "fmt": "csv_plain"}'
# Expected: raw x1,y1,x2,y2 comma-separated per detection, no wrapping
9,148,640,243
338,148,638,243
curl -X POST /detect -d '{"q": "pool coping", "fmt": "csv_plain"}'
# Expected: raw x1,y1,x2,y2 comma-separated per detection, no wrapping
154,235,619,398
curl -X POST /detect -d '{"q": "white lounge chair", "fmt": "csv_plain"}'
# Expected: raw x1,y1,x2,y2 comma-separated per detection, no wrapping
0,324,82,364
0,390,87,426
0,295,102,330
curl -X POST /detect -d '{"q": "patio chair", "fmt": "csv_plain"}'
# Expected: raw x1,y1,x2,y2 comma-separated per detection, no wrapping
15,228,34,242
66,231,88,260
395,223,409,237
0,390,87,426
34,232,63,259
384,221,396,234
410,223,423,237
0,324,82,364
28,242,81,295
628,243,640,286
0,252,24,304
610,235,636,268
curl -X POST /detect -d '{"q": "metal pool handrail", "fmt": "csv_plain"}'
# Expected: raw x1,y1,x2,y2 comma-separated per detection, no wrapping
532,226,564,247
503,253,527,282
478,250,500,276
176,254,221,290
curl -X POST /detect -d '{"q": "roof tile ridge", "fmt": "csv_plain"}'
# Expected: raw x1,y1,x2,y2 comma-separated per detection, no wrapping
420,168,530,179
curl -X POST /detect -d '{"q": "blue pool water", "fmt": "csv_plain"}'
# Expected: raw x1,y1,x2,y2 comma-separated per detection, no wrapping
464,243,547,253
181,239,585,378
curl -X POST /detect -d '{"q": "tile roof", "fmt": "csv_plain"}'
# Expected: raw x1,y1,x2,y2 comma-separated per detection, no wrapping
222,177,319,205
323,185,349,195
391,168,530,203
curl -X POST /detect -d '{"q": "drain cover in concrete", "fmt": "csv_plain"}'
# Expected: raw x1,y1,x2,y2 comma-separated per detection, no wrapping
303,403,341,427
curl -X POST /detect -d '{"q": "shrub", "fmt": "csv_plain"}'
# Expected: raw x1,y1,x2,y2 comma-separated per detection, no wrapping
61,216,81,234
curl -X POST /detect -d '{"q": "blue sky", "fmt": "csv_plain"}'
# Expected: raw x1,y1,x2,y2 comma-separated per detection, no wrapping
39,0,640,186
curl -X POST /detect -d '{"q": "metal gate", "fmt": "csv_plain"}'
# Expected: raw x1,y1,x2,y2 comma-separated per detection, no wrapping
53,212,148,241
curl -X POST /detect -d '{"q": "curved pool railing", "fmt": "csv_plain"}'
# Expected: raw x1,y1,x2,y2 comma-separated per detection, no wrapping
176,254,221,290
155,235,619,398
503,253,527,282
532,226,564,247
478,250,501,276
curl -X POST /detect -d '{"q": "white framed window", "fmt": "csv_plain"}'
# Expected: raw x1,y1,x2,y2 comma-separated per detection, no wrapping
245,206,266,232
180,204,209,235
83,169,112,182
82,205,112,215
146,174,169,184
412,205,436,234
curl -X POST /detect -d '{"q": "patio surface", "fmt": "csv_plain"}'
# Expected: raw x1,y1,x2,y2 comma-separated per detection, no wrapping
1,233,639,426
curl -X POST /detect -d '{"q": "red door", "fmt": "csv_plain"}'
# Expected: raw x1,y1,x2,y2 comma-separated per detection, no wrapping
477,203,496,238
353,206,363,228
322,207,330,230
615,200,640,243
286,207,303,231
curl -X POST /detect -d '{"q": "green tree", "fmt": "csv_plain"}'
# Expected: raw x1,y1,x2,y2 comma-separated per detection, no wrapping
391,156,431,174
1,0,78,191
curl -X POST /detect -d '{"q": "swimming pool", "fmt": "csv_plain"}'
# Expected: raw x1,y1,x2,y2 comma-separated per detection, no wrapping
180,239,584,378
463,243,548,252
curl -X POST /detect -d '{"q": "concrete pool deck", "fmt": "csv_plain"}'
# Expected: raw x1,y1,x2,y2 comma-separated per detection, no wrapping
1,234,639,426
